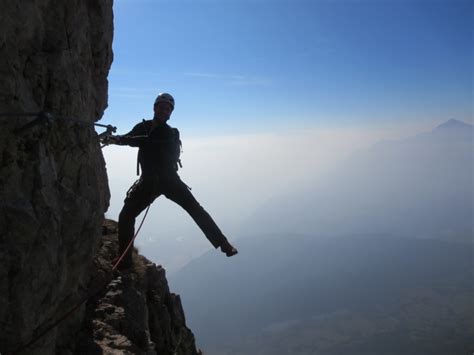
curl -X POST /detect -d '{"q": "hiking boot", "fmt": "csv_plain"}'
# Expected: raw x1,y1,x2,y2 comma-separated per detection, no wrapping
220,240,238,257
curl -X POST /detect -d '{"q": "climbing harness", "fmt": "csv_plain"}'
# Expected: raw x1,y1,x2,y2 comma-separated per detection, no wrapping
0,111,117,144
12,205,151,354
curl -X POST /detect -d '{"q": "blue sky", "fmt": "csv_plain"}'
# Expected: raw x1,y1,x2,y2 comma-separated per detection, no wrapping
103,0,472,135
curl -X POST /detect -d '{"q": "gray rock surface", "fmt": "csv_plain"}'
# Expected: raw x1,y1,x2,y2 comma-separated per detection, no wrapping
0,1,112,353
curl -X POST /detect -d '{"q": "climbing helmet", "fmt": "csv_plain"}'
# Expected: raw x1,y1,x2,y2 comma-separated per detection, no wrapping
154,93,175,109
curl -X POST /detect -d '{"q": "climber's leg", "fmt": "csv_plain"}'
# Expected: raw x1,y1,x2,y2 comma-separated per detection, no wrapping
163,176,238,256
118,177,159,266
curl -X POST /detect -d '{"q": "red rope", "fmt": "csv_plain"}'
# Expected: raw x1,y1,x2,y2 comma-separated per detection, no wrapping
14,205,151,353
112,204,150,270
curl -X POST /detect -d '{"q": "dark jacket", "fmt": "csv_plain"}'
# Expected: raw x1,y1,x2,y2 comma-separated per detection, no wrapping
120,120,181,176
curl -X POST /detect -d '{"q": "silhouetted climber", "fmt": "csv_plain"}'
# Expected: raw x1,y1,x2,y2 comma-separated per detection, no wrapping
105,93,238,268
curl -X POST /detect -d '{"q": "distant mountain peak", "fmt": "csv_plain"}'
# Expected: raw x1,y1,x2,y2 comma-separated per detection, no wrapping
435,119,473,131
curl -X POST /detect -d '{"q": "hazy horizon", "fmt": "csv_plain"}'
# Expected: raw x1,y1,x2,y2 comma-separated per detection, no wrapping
102,118,472,272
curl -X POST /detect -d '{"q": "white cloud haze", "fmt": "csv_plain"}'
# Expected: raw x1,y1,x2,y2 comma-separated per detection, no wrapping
102,121,438,271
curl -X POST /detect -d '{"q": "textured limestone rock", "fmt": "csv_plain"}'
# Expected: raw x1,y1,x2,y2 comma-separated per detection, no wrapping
0,1,113,353
75,220,201,355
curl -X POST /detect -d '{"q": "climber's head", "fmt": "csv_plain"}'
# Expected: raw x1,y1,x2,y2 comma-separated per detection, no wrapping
153,93,175,122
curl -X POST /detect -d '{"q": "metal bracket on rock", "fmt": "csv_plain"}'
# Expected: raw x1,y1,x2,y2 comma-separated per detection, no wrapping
96,122,117,143
0,111,117,144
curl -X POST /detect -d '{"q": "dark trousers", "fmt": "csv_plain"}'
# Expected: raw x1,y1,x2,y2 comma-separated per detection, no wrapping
118,174,227,261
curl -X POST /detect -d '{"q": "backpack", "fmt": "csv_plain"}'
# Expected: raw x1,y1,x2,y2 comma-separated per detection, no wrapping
136,121,182,175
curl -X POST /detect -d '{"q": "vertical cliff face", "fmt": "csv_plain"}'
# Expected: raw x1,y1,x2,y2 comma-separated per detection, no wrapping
0,3,200,355
0,1,113,353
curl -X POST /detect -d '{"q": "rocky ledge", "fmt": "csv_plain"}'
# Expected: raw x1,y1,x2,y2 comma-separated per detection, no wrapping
75,219,200,355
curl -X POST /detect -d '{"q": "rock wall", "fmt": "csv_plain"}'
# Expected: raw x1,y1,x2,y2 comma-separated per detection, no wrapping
0,2,200,354
0,1,113,353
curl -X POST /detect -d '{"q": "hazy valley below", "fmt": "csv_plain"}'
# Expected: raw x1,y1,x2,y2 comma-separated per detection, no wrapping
170,233,472,354
169,120,473,354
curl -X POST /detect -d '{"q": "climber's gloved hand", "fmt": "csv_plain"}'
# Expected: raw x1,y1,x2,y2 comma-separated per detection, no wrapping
101,135,123,146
